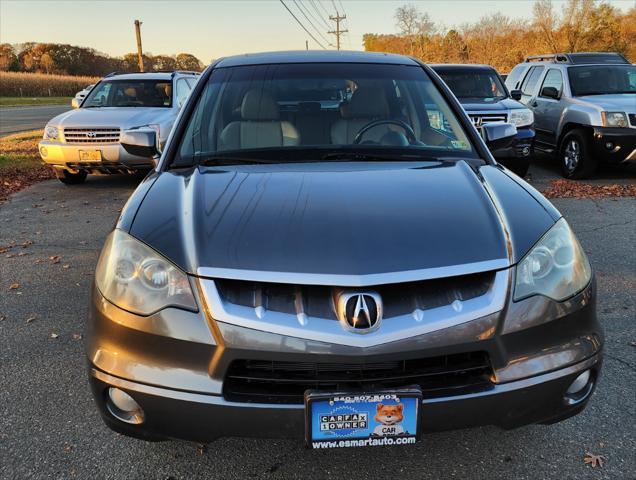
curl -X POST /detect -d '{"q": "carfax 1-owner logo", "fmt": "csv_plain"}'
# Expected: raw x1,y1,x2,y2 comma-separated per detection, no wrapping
309,393,419,449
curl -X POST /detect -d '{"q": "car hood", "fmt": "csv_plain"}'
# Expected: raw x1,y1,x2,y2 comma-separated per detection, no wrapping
128,160,556,279
457,98,522,111
577,94,636,113
48,107,172,129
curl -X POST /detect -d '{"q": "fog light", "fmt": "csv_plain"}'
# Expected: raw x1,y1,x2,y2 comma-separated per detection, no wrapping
605,142,614,150
567,370,591,395
40,146,48,157
106,387,144,424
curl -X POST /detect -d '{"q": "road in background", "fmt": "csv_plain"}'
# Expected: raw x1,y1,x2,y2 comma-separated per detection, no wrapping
0,171,634,479
0,105,71,136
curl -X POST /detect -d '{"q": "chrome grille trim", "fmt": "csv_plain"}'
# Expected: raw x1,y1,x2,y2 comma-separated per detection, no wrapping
468,112,508,128
63,127,121,144
198,269,509,348
197,258,509,287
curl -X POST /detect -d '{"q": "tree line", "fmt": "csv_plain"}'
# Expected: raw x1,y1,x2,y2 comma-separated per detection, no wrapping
364,0,635,72
0,43,204,76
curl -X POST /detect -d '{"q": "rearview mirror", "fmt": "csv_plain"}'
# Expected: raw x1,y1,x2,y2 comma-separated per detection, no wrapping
71,98,80,109
510,89,522,101
480,122,517,151
121,128,159,161
541,86,560,99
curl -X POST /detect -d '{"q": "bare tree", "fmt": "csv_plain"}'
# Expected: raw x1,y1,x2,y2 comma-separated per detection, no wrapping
533,0,561,52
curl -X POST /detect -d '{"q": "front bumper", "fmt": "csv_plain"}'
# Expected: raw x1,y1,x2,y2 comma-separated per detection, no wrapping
38,140,153,173
87,275,603,442
591,127,636,164
90,354,600,442
490,126,535,160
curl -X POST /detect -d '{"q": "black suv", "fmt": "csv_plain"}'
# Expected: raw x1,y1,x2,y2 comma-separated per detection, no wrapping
432,64,535,177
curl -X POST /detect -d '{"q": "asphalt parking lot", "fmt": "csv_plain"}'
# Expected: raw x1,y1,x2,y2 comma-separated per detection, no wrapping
0,161,634,479
0,105,71,136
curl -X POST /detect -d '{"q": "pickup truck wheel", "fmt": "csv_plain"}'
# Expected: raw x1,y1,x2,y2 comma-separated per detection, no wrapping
55,170,87,185
560,130,597,179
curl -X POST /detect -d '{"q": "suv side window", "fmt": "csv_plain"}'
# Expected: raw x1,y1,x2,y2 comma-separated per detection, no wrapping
520,66,545,96
540,69,563,98
176,78,192,107
506,65,528,90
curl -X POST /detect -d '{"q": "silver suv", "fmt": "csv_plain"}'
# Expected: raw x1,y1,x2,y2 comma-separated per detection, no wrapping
39,71,199,184
505,52,636,178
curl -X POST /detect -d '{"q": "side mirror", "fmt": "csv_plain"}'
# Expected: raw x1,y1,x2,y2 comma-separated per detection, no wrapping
541,86,560,99
71,98,80,109
480,122,518,151
121,128,159,161
510,89,522,101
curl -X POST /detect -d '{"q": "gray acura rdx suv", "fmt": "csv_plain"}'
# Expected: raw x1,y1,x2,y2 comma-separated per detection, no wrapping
87,51,602,449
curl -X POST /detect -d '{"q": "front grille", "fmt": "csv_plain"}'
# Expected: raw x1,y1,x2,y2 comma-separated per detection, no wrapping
629,113,636,127
215,271,493,321
224,352,494,404
63,127,120,144
469,113,507,128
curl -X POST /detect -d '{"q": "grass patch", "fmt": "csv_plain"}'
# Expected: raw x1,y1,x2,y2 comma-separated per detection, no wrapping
0,130,54,201
0,97,73,106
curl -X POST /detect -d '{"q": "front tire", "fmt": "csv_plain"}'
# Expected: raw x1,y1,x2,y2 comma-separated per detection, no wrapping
560,130,597,179
55,169,87,185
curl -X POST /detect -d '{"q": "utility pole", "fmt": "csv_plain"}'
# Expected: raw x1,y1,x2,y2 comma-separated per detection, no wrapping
134,19,144,72
306,40,309,50
328,13,347,50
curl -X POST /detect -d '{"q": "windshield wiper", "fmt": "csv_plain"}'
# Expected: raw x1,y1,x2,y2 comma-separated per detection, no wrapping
198,155,283,166
321,151,439,162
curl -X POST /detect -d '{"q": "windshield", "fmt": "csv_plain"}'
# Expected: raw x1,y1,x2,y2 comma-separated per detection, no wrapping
83,80,173,107
435,69,507,102
568,65,636,96
175,63,474,165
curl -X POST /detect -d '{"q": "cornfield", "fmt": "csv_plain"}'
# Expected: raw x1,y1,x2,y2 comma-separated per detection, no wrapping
0,72,100,97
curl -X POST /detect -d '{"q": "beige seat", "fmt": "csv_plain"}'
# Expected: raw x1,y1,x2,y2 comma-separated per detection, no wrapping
219,89,300,150
330,87,394,144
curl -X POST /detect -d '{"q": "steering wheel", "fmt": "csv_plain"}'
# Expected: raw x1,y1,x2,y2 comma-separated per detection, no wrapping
352,119,417,145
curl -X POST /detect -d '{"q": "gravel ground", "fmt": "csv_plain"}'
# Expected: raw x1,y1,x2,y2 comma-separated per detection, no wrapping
0,167,634,480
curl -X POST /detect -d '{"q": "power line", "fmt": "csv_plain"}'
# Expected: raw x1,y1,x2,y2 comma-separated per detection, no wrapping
314,0,331,17
308,0,331,29
279,0,327,49
292,0,333,47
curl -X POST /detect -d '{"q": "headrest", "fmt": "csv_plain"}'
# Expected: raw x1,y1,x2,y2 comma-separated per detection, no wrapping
241,89,279,120
341,87,389,119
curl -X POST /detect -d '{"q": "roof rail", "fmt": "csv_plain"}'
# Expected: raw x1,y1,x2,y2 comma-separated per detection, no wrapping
104,71,119,77
525,52,629,65
525,54,569,63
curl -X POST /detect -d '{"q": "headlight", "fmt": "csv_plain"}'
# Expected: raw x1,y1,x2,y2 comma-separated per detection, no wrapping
514,219,591,302
95,230,197,315
601,112,628,128
43,125,59,141
509,109,534,128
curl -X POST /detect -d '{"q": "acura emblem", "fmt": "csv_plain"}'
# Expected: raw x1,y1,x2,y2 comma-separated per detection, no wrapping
336,292,383,333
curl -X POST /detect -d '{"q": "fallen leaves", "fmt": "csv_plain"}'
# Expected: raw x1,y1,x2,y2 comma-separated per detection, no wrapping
542,179,636,199
72,333,82,340
0,130,54,202
49,255,61,264
25,315,36,323
50,332,59,339
583,452,605,468
9,282,19,290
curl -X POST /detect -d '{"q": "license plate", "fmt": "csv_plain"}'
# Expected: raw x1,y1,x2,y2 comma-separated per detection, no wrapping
79,150,102,162
305,388,421,449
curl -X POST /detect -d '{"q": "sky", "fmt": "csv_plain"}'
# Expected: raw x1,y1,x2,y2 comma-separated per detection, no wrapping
1,0,633,63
